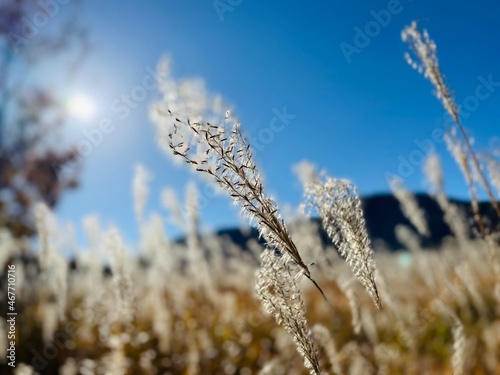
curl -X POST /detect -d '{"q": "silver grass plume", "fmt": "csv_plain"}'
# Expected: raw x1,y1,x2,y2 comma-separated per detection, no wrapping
423,151,469,244
423,150,444,195
445,129,487,235
303,172,381,309
161,108,319,285
161,187,185,229
451,319,467,375
455,263,487,317
389,177,430,237
312,324,341,375
443,133,500,286
156,80,326,373
434,301,467,375
402,21,457,123
483,155,500,197
339,278,362,335
151,59,317,284
395,225,421,254
402,21,500,217
35,203,68,322
256,250,320,375
133,164,150,225
105,229,135,323
185,182,216,298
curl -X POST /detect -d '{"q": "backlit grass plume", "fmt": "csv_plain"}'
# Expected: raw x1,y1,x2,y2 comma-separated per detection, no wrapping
256,250,320,374
402,21,500,218
162,108,318,284
404,21,500,296
389,177,430,238
160,108,329,374
297,162,380,309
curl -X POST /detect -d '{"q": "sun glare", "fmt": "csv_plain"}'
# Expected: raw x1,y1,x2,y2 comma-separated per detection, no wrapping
66,94,97,121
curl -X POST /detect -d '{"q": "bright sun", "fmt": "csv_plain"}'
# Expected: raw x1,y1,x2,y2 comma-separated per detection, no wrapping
66,94,97,121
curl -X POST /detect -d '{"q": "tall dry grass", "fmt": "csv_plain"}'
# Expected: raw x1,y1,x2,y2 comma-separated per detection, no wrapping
0,21,499,375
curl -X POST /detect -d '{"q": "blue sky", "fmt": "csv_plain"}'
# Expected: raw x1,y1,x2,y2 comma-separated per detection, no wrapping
50,0,500,244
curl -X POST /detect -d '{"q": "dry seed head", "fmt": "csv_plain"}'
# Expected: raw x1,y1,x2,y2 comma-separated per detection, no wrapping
161,187,186,229
402,21,459,122
339,278,362,335
389,177,430,237
395,225,421,254
105,229,135,322
484,156,500,197
445,129,474,186
403,21,500,217
423,150,444,194
447,310,467,375
151,58,312,274
162,109,311,275
305,177,381,308
256,249,320,375
133,164,150,224
312,324,341,374
293,160,321,189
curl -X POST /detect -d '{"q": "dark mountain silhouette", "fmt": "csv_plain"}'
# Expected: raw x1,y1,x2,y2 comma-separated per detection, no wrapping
194,193,500,252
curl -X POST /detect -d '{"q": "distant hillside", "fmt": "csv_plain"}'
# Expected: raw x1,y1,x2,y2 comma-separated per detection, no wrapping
191,194,500,252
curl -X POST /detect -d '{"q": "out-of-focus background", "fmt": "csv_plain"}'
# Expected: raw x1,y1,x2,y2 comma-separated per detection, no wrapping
2,0,499,246
1,1,500,374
